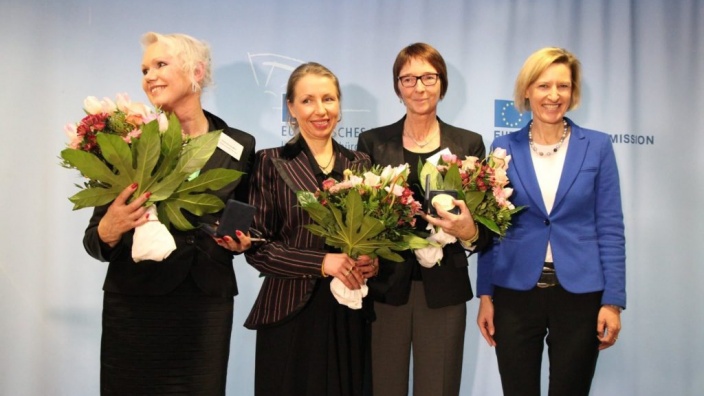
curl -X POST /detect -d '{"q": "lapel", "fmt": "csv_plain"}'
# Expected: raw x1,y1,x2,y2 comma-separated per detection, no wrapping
438,118,465,155
553,119,588,211
376,118,406,167
272,154,319,195
271,138,366,194
507,126,549,216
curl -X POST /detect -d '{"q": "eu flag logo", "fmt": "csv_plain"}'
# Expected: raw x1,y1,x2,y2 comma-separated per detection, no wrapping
494,100,531,129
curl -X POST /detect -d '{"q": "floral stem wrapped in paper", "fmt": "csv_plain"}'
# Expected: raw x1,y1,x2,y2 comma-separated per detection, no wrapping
296,163,430,307
61,94,243,261
415,148,524,267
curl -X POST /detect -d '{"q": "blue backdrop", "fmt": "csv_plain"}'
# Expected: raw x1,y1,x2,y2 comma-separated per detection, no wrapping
1,0,703,394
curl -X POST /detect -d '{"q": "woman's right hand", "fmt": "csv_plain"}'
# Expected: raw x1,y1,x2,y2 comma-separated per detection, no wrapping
97,183,151,248
322,253,364,290
477,295,497,347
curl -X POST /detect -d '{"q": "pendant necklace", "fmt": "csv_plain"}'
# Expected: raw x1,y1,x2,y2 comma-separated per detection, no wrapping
529,120,568,157
405,124,439,148
317,151,335,172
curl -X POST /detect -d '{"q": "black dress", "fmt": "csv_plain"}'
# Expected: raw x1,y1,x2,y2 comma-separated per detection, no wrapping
254,277,368,396
83,112,256,395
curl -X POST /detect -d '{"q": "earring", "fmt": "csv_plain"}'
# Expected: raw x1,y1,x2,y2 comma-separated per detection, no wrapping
192,83,199,93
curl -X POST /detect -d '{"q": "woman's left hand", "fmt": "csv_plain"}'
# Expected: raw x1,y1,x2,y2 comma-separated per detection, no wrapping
214,230,252,253
355,255,379,279
597,305,622,350
421,199,478,241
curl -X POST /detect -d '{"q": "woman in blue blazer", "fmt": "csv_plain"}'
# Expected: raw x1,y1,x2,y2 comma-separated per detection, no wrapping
476,47,626,396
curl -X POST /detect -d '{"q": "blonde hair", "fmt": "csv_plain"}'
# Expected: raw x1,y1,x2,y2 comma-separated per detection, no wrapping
141,32,212,91
514,47,582,113
285,62,341,129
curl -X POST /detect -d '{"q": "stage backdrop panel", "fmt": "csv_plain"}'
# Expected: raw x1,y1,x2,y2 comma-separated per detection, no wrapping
1,0,702,395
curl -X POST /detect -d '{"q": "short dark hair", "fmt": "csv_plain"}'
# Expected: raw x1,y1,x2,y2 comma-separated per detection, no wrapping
392,43,448,99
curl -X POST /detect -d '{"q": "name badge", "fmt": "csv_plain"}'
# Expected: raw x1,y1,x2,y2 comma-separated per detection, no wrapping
218,133,244,161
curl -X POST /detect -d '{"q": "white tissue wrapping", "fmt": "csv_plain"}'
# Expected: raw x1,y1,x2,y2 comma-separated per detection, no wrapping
330,277,369,309
131,205,177,262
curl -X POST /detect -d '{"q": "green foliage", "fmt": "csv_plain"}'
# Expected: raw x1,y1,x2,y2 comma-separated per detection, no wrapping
61,114,242,230
297,189,419,262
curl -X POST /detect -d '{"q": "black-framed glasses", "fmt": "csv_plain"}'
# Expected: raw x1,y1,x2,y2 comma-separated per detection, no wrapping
398,73,440,88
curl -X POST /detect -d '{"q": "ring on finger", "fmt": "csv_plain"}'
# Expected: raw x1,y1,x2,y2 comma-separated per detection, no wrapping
344,268,353,276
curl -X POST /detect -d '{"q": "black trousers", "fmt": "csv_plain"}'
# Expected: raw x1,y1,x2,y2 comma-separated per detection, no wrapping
493,285,602,396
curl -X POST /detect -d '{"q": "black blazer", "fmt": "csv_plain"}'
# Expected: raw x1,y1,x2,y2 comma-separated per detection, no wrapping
356,116,489,308
244,138,371,329
83,111,256,298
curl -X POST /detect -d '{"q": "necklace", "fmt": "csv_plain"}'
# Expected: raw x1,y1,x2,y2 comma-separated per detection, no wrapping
316,151,335,172
404,125,439,148
529,120,568,157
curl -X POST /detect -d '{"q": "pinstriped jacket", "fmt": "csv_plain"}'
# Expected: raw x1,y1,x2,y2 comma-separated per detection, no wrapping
243,137,371,329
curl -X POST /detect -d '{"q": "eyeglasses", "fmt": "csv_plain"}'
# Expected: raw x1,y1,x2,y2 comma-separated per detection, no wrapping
398,73,440,88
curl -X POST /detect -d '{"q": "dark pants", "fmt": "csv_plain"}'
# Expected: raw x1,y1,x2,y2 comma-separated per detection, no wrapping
493,285,602,396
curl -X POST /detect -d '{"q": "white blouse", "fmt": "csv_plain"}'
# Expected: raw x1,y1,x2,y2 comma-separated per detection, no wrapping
530,133,571,263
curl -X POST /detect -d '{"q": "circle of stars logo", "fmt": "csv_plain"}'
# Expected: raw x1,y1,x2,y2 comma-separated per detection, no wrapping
501,101,526,128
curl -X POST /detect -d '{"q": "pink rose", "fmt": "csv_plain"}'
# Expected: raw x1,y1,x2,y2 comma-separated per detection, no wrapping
322,178,337,191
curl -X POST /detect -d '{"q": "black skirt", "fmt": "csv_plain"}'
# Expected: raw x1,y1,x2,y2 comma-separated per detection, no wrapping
254,277,370,396
101,274,234,396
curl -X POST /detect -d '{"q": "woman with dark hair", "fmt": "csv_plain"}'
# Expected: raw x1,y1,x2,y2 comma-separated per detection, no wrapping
357,43,490,396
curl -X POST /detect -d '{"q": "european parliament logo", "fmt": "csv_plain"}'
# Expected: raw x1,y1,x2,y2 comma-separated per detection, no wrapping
494,100,530,129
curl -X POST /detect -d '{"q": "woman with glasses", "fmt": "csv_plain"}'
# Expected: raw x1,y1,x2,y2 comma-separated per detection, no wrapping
356,43,490,396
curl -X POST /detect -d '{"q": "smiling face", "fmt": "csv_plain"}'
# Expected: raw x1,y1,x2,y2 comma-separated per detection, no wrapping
525,62,573,127
397,58,442,117
141,41,198,112
287,73,340,143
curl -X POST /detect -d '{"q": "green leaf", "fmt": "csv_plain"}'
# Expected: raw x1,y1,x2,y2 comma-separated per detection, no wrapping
303,224,329,237
167,192,225,217
131,127,161,192
177,169,243,194
464,191,485,213
419,161,441,191
475,214,501,235
160,200,195,230
60,149,120,187
151,116,183,181
97,133,135,182
375,247,404,262
67,184,122,209
444,164,463,191
297,191,333,225
147,171,187,201
344,189,364,239
175,131,221,175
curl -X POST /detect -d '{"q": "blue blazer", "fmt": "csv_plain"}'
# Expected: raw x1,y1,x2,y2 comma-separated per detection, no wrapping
477,118,626,308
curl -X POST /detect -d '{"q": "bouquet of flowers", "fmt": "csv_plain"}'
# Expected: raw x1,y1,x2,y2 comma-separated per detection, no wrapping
61,94,243,261
296,163,429,308
414,148,523,267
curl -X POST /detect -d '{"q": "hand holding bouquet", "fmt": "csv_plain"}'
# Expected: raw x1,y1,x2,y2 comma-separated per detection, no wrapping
415,148,524,267
296,163,429,308
61,94,242,261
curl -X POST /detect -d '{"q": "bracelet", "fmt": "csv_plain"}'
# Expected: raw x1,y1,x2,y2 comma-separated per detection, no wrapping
320,260,328,278
460,222,480,246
